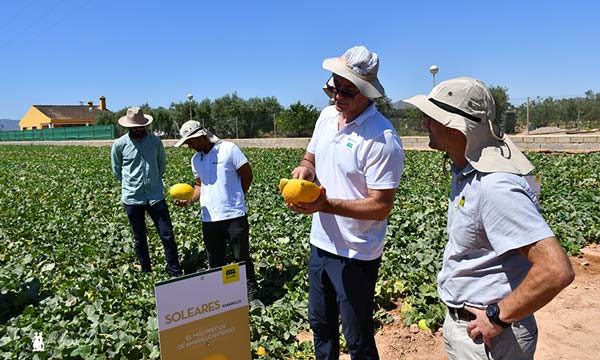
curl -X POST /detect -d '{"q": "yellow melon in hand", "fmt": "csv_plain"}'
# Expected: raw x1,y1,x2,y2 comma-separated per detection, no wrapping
279,178,321,203
169,183,194,200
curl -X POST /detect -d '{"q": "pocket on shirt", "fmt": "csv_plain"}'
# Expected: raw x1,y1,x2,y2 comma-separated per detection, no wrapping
448,203,481,250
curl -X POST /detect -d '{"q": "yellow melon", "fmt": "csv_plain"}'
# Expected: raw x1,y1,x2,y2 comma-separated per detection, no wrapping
418,319,431,331
279,178,321,203
169,183,194,200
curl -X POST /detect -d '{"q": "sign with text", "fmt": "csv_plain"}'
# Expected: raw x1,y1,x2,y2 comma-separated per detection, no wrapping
154,264,251,360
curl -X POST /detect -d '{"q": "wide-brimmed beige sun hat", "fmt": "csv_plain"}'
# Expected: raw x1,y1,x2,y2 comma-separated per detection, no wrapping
404,77,534,175
174,120,221,147
118,107,153,128
322,45,385,99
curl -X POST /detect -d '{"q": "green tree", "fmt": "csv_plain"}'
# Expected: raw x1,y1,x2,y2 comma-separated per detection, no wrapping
211,93,245,138
374,95,396,120
489,85,510,123
95,107,127,137
142,106,172,136
246,97,283,137
169,98,212,137
276,101,320,137
397,107,427,136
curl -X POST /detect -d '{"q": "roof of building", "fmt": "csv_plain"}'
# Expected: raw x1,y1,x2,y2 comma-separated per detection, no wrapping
33,105,111,120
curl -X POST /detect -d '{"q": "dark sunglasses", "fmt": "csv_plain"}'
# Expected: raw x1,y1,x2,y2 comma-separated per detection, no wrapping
325,84,360,99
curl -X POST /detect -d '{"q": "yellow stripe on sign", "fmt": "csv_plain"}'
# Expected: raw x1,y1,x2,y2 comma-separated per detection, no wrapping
222,264,240,284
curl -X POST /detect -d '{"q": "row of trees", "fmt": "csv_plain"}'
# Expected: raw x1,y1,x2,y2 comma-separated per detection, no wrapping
96,88,600,139
387,87,600,135
514,90,600,131
95,93,320,139
95,93,400,139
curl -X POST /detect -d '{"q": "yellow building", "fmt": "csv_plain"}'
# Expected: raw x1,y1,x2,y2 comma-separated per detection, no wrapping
19,96,111,130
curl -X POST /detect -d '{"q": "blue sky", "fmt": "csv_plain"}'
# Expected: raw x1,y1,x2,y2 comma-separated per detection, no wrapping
1,0,598,119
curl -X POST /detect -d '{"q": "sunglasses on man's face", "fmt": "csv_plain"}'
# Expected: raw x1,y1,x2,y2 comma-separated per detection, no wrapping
326,84,360,99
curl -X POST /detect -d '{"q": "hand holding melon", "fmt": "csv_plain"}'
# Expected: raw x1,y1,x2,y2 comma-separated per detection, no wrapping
279,178,321,204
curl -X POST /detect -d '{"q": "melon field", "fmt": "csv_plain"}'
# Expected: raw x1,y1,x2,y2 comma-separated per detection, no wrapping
0,145,598,359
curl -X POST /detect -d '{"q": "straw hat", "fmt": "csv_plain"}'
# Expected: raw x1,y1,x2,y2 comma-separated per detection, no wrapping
118,107,153,128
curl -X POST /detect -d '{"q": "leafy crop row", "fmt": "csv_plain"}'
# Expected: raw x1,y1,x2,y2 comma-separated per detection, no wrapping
0,145,597,359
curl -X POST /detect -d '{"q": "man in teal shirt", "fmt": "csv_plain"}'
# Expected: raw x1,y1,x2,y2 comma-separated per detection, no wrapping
111,107,182,277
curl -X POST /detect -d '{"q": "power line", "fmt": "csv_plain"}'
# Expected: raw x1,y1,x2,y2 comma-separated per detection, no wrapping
0,0,69,49
27,0,94,43
0,0,37,33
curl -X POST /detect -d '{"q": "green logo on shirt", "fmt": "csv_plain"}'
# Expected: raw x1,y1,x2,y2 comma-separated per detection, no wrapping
346,137,357,149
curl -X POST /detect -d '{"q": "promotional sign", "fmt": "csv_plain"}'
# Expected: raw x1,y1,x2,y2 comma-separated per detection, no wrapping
154,263,251,360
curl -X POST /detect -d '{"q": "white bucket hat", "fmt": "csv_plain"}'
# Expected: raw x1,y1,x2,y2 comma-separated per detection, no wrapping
118,107,153,128
322,45,385,99
404,77,534,175
174,120,221,147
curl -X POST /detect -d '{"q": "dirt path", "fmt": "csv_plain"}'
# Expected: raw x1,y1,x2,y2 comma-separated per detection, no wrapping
339,244,600,359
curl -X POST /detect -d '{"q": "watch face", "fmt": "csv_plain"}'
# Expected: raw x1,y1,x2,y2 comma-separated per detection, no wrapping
486,304,497,317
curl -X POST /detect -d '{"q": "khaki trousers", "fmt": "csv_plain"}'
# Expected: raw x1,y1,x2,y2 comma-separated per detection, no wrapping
443,312,537,360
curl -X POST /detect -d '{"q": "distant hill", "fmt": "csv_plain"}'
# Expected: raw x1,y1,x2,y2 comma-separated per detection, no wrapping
392,100,415,110
0,119,19,131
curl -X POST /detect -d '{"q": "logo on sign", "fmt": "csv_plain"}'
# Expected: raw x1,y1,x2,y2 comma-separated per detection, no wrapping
222,264,240,284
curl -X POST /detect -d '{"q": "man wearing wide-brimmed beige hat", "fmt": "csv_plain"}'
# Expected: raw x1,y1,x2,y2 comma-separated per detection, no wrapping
111,107,182,277
287,45,405,359
173,120,264,309
404,77,574,359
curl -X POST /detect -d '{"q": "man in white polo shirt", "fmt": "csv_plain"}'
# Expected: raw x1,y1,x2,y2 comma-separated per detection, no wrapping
174,121,263,309
404,77,574,359
288,45,405,359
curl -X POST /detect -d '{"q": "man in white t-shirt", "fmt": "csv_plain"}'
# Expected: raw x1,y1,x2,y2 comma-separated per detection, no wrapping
404,77,574,359
288,45,405,359
174,121,262,308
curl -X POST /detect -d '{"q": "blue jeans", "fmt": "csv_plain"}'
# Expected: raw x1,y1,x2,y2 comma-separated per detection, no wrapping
308,245,381,360
124,200,182,276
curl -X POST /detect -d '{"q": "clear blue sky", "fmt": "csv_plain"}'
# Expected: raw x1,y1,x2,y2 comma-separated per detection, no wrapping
1,0,598,119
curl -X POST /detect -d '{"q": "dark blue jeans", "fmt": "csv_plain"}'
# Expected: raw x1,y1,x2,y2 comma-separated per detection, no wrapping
202,215,259,300
124,200,182,276
308,245,381,360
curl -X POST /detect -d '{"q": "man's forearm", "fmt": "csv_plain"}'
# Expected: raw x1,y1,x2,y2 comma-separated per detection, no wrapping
322,196,393,221
498,237,574,323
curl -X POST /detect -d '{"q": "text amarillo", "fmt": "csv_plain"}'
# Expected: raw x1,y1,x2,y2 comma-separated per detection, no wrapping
165,300,221,325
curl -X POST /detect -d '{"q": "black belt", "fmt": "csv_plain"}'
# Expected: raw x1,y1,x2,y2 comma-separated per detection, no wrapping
446,306,476,322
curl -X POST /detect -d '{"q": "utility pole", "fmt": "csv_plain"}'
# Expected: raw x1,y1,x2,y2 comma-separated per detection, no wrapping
429,65,439,88
526,97,530,135
187,94,193,120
